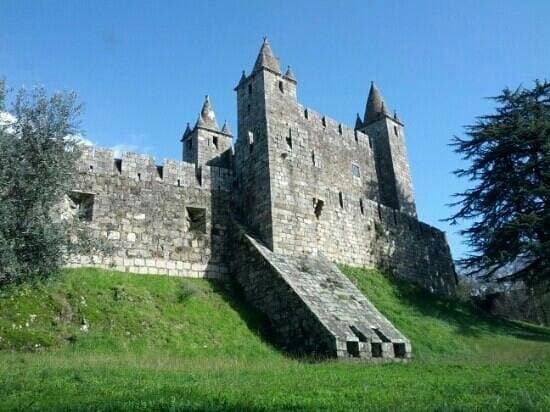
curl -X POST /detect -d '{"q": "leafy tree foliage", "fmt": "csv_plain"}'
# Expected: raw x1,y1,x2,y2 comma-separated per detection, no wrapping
0,80,95,284
449,80,549,287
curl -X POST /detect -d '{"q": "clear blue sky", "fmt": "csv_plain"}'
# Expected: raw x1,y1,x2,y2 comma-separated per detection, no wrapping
1,0,549,259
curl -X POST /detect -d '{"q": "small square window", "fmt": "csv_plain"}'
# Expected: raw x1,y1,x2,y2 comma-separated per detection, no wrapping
352,164,360,178
186,207,206,233
68,191,94,222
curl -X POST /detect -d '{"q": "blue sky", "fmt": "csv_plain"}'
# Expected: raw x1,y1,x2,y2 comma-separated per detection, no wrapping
1,0,549,259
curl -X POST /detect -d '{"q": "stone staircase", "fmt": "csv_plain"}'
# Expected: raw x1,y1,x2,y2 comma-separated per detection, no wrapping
232,224,411,360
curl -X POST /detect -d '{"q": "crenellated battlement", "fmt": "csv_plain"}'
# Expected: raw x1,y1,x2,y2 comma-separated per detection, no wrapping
298,105,371,149
77,147,233,192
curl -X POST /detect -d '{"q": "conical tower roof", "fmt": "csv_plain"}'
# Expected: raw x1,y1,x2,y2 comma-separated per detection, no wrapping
221,120,232,136
364,82,390,125
284,65,296,82
195,95,220,131
253,37,281,74
180,122,192,142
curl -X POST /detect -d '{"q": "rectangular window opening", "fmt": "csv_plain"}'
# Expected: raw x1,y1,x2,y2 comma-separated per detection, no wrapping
360,198,364,215
339,192,344,209
371,342,382,358
137,173,141,181
285,129,292,149
338,124,343,135
213,136,219,149
394,125,399,136
352,164,360,178
156,165,163,180
186,207,207,233
114,159,122,174
346,341,360,358
279,80,284,93
177,179,181,187
248,84,252,95
68,192,94,222
304,109,309,119
313,198,324,219
393,343,406,358
322,116,326,127
311,150,316,166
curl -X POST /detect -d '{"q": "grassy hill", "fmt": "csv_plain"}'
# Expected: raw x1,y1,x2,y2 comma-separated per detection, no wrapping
1,267,549,411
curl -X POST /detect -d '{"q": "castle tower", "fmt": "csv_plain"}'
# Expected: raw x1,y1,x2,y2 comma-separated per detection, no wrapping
359,82,417,217
181,95,232,167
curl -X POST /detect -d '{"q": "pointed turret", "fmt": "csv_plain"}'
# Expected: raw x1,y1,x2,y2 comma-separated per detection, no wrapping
195,95,220,131
221,120,232,136
283,66,296,83
180,122,192,142
252,37,281,74
364,82,390,125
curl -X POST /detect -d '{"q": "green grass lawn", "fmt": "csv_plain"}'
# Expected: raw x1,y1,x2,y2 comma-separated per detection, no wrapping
1,267,549,411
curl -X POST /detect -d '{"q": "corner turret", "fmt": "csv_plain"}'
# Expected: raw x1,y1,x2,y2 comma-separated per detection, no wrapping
359,83,416,216
182,95,232,168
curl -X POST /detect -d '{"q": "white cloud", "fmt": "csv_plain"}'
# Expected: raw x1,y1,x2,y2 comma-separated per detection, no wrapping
65,133,95,147
109,143,154,159
0,111,16,134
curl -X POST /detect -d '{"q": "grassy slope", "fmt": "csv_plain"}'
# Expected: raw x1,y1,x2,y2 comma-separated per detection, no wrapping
0,267,549,411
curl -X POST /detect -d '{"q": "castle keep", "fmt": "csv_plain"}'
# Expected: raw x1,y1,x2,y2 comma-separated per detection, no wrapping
69,39,457,360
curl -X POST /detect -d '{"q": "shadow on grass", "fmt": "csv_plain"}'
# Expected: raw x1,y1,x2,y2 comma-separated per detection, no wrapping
385,271,550,342
206,278,286,354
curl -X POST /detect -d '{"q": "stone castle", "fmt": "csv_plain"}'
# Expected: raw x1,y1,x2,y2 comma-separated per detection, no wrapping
69,39,457,360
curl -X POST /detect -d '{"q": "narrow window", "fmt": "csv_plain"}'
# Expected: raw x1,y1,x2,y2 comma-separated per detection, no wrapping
338,124,343,135
248,131,254,153
313,198,324,219
278,80,284,93
213,136,219,149
186,207,207,233
322,116,326,127
354,130,358,143
352,164,360,178
137,173,141,181
177,179,181,187
68,192,94,222
156,165,163,180
248,84,252,95
114,159,122,174
285,129,292,149
339,192,344,208
187,139,192,151
304,109,309,119
360,198,364,215
247,104,251,114
311,150,316,166
394,125,398,136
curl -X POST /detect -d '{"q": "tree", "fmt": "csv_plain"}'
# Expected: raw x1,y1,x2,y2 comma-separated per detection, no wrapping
0,80,95,284
448,80,549,288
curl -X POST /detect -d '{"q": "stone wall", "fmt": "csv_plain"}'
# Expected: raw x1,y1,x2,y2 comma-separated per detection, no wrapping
67,148,232,279
248,68,456,294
